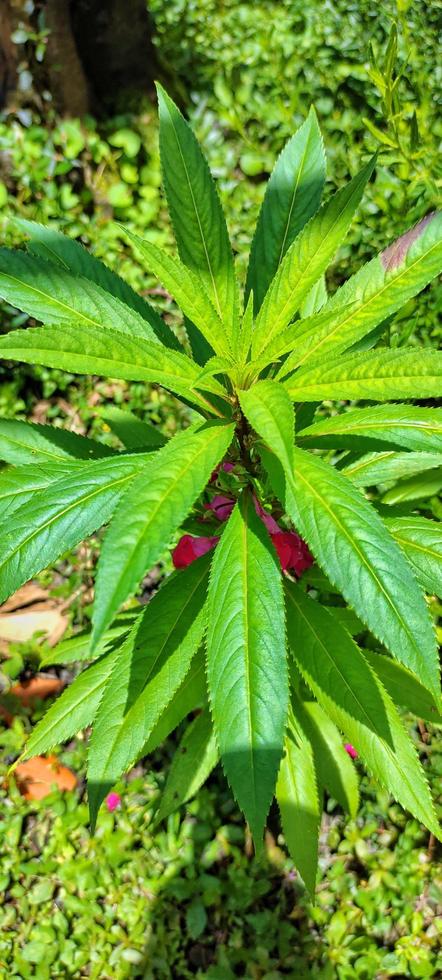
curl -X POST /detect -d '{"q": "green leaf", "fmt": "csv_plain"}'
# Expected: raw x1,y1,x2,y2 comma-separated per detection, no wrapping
240,395,439,697
0,417,115,464
281,210,442,369
88,555,210,825
285,582,440,837
276,706,320,896
0,452,152,605
297,405,442,454
365,651,442,725
299,275,327,318
284,348,442,401
0,324,227,415
283,449,440,699
122,227,231,358
13,218,181,351
140,649,207,758
0,248,164,345
252,155,376,357
255,302,355,370
18,649,119,762
384,516,442,596
157,84,238,342
154,709,218,826
0,462,79,518
381,469,442,506
327,606,364,637
246,108,326,313
184,315,215,366
39,612,139,667
237,290,254,365
92,420,234,645
341,450,442,487
206,491,288,844
186,901,207,940
298,698,360,817
101,407,166,451
238,380,294,473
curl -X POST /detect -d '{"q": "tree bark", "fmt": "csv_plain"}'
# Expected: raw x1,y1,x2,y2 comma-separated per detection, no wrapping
0,0,160,116
0,0,19,110
70,0,158,113
44,0,91,115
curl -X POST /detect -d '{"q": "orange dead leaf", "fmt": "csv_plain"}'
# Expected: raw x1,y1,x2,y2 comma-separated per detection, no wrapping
10,675,65,706
14,755,77,800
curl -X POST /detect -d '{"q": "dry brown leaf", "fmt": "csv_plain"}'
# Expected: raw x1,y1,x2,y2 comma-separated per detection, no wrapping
0,606,69,646
10,675,65,705
14,755,77,800
0,584,48,614
0,583,69,647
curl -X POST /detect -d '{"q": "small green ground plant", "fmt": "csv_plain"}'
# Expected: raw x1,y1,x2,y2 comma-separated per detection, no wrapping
0,87,441,893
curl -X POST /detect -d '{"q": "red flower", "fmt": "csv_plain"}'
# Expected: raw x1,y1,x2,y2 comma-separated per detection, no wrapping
270,531,313,576
204,494,235,522
344,743,358,759
172,534,219,569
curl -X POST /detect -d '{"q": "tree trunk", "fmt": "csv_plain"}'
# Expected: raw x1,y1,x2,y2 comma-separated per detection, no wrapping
0,0,19,110
0,0,161,116
44,0,91,115
70,0,158,113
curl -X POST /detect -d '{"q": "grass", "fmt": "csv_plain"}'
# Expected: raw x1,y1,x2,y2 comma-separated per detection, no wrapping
1,699,441,979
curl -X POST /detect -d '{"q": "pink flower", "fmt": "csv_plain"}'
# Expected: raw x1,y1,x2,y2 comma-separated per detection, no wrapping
204,494,235,522
172,534,219,569
254,497,280,534
344,743,358,759
106,792,121,812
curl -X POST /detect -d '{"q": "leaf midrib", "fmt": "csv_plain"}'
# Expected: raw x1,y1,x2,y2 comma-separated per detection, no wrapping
286,589,379,733
277,126,311,267
301,418,442,440
391,533,442,562
287,591,436,823
167,106,224,321
256,170,366,346
291,237,442,368
23,655,115,758
98,579,207,778
1,467,140,569
0,268,141,333
104,426,231,623
241,496,257,815
289,359,442,394
294,462,427,666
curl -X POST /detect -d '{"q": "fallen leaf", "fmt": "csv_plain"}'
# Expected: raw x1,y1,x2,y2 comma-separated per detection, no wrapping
0,584,69,648
10,675,65,705
14,755,77,800
0,606,69,646
0,584,48,614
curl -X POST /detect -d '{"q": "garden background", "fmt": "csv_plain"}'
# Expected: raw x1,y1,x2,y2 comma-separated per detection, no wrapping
0,1,441,977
